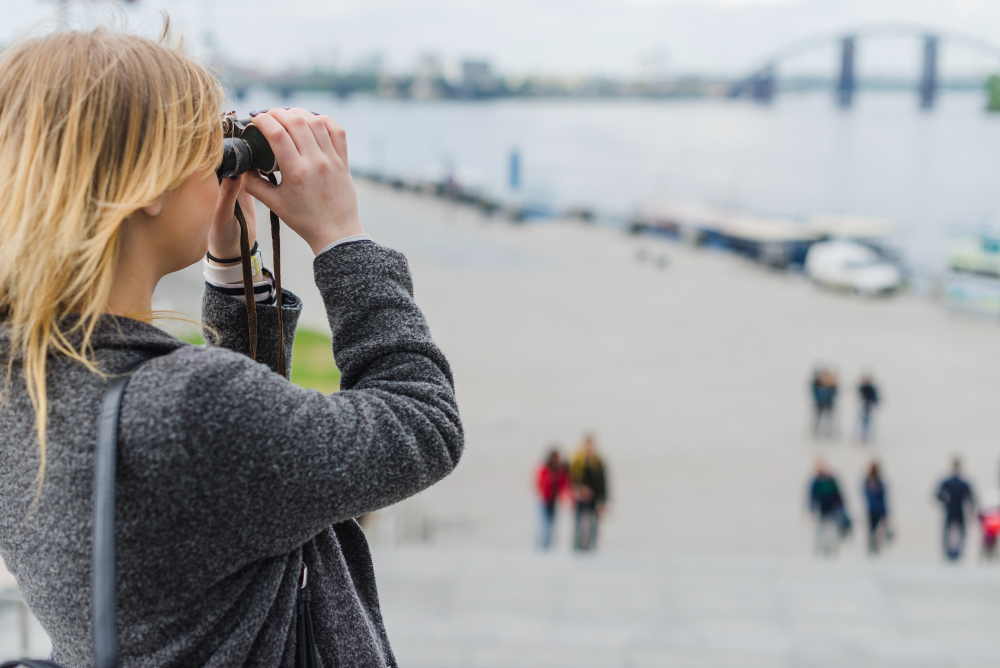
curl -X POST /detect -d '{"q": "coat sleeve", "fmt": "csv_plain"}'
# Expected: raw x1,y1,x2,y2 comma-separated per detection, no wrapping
136,243,463,562
201,281,301,378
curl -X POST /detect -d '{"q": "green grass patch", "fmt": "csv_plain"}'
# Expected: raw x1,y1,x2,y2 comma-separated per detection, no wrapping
177,326,340,393
289,328,341,393
179,330,205,345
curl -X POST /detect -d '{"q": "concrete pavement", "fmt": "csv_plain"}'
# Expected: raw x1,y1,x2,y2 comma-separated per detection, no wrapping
373,547,1000,668
5,180,1000,664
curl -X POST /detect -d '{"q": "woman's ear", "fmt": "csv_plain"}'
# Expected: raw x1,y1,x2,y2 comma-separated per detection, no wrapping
139,193,168,217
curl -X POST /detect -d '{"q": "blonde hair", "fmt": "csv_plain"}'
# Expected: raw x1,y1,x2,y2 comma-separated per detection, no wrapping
0,26,224,503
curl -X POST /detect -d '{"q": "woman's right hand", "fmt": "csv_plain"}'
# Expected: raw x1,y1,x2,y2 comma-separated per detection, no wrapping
242,108,366,255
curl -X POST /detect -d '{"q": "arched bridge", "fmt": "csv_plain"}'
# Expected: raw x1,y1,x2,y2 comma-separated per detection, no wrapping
731,23,1000,109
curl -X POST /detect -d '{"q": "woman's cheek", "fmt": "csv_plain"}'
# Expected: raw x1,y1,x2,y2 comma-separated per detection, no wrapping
186,175,218,256
201,173,221,227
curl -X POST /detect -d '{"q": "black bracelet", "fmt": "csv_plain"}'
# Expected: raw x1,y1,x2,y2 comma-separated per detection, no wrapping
206,240,257,264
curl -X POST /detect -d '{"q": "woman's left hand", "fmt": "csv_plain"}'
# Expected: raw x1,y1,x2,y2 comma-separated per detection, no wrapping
208,174,257,263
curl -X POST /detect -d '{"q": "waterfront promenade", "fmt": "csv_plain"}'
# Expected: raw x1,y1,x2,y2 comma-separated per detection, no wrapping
116,179,1000,555
4,180,1000,664
306,180,1000,558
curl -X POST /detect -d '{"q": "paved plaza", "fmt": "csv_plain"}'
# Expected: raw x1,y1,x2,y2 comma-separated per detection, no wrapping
321,181,1000,559
4,180,1000,664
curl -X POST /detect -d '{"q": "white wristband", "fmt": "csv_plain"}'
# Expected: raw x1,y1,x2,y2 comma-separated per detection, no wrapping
202,249,263,284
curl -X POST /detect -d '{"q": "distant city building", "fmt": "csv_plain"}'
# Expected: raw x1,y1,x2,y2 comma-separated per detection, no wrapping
462,60,491,87
412,53,446,99
460,59,501,97
416,53,444,81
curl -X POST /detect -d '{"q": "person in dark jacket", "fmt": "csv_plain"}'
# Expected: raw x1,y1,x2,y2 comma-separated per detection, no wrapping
534,447,569,550
811,367,839,438
809,459,847,556
937,457,976,561
0,29,462,668
862,461,891,554
570,435,608,552
857,374,880,443
810,367,825,436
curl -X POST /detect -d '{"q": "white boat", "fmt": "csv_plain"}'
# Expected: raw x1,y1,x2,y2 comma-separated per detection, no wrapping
804,240,902,295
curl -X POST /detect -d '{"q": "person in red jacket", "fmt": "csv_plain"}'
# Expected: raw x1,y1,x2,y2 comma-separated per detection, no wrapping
535,447,569,549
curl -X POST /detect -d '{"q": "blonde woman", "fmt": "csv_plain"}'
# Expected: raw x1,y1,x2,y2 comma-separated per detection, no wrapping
0,27,462,668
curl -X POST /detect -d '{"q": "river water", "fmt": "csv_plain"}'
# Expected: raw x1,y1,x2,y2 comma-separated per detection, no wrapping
240,89,1000,274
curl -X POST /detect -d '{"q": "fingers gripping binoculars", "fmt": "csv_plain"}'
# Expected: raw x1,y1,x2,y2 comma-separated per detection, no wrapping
218,115,278,179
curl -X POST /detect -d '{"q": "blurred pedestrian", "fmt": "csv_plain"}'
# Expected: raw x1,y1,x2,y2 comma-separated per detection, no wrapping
811,368,839,438
810,367,825,436
862,462,891,554
809,459,848,555
936,457,976,561
570,434,608,552
857,374,880,443
534,447,569,550
978,488,1000,561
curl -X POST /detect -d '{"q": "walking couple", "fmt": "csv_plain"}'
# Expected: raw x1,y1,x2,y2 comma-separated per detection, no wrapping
809,458,892,556
810,366,880,442
534,434,608,552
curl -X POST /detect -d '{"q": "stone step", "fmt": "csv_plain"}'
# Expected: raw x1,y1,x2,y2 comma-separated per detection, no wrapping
5,547,1000,667
370,547,1000,668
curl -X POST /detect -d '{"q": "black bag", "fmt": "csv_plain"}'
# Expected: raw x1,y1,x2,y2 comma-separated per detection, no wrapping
2,356,320,668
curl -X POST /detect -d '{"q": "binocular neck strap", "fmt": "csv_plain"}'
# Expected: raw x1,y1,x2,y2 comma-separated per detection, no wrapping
232,201,258,360
232,172,286,377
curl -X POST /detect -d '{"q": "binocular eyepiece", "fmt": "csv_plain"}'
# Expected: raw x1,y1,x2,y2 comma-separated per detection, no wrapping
218,115,278,179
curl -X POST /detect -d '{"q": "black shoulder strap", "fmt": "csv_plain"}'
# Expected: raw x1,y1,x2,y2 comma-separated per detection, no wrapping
91,356,155,668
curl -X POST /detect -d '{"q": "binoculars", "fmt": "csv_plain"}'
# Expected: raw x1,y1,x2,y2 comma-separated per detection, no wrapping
218,115,278,179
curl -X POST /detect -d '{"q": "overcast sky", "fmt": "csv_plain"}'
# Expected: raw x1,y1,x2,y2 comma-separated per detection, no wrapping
9,0,1000,77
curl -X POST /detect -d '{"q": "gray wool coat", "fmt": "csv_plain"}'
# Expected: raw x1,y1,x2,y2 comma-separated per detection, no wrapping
0,242,464,667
